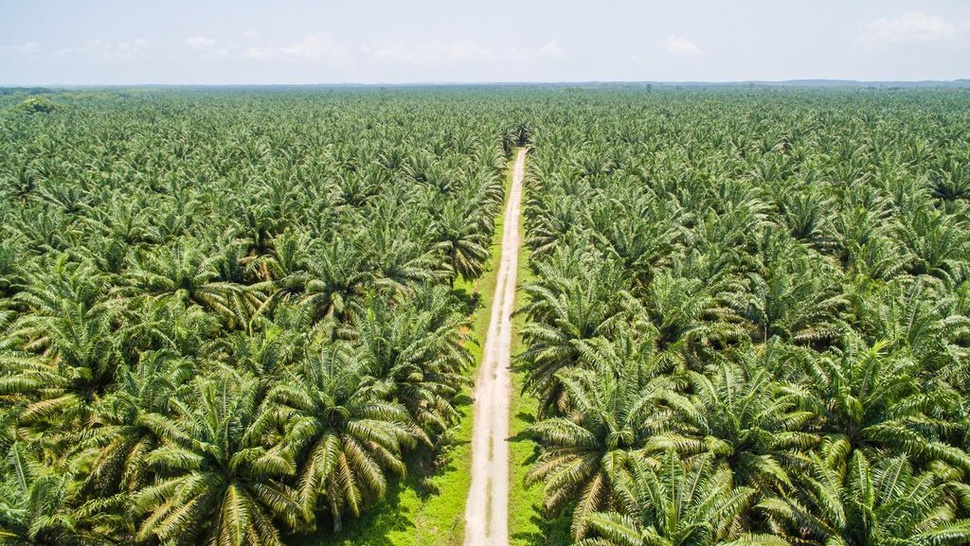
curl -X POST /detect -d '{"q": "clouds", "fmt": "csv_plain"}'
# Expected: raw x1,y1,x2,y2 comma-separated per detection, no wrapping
185,36,216,48
859,11,964,48
184,35,230,60
76,39,152,62
3,1,968,85
666,36,702,56
2,42,43,54
364,41,492,63
361,40,565,64
180,33,352,63
2,38,152,63
180,34,565,66
243,35,350,63
537,41,564,58
1,31,564,72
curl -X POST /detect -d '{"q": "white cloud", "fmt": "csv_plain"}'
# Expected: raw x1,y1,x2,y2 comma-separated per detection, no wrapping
280,35,347,60
666,36,702,56
242,30,261,40
79,38,151,62
242,45,272,60
5,42,43,54
185,36,216,48
184,36,231,59
365,40,563,63
859,12,958,48
366,41,495,63
243,34,350,63
0,42,43,56
537,41,564,58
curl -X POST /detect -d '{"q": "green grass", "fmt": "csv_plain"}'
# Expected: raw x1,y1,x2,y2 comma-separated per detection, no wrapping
296,152,518,546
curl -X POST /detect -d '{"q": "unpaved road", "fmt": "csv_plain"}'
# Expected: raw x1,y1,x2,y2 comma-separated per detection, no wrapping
464,149,525,546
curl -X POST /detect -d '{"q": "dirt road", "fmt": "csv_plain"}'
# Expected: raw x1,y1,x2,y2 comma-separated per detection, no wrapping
463,149,525,546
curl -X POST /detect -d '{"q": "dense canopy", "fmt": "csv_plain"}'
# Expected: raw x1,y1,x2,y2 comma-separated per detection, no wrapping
1,86,970,545
519,88,970,545
0,89,512,545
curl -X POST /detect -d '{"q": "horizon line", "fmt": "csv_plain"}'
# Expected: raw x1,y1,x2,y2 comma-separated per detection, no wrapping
2,78,969,89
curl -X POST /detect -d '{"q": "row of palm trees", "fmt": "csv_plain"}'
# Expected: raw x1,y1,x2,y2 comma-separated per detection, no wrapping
0,90,515,544
517,90,970,545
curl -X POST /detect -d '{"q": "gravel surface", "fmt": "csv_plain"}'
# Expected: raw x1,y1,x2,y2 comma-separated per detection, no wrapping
463,149,525,546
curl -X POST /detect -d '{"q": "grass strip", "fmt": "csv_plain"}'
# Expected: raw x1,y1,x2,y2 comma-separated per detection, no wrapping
304,152,517,546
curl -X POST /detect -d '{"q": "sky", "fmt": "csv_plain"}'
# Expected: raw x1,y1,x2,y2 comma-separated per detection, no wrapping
1,0,969,85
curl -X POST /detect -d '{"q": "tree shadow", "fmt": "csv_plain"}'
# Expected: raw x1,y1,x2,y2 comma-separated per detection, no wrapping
289,480,413,546
509,414,540,466
511,508,572,546
290,409,473,545
452,392,474,408
402,437,461,501
450,283,481,316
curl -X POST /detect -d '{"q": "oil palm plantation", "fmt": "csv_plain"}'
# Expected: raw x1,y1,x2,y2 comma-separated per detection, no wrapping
645,358,815,495
518,249,629,414
525,363,657,538
779,333,970,470
759,451,970,545
134,374,303,546
0,443,83,546
432,200,491,286
353,290,472,438
265,343,414,533
518,90,970,542
576,452,783,546
0,287,122,438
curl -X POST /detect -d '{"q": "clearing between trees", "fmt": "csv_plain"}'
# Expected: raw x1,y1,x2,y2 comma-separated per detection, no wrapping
464,148,526,546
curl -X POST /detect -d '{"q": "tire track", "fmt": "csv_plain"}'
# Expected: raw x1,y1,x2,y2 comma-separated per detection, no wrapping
463,148,526,546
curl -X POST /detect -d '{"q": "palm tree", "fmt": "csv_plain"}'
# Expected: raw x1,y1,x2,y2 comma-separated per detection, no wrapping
236,202,284,257
0,241,24,298
759,451,970,545
293,238,374,324
74,349,192,500
78,195,157,248
896,206,969,284
0,442,83,546
518,249,628,414
0,290,122,437
265,343,414,533
134,373,303,546
247,229,309,285
6,208,74,255
638,270,743,357
353,289,472,437
587,187,683,290
779,332,970,471
0,159,38,206
431,200,491,286
777,190,833,249
125,238,258,329
361,216,443,295
525,364,655,538
730,232,847,345
646,356,815,495
852,278,970,389
576,452,782,546
525,193,585,259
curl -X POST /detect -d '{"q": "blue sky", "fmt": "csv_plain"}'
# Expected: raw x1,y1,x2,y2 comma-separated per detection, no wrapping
1,1,968,85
